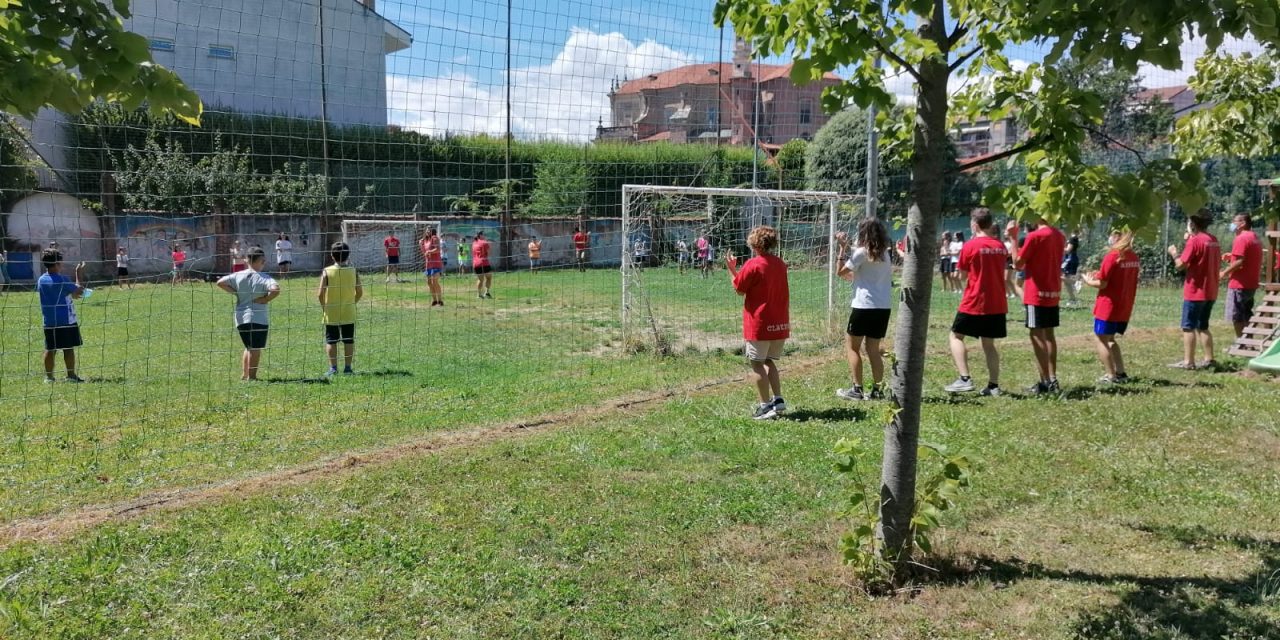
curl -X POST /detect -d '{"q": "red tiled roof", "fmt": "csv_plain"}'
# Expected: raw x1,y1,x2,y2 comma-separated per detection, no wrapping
1132,85,1191,102
615,63,841,95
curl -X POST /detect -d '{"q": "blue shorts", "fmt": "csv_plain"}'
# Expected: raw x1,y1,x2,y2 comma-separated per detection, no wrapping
1181,300,1215,332
1094,319,1128,336
425,268,442,276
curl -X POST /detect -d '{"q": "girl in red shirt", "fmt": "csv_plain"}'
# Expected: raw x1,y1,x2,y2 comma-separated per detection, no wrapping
727,226,790,420
1083,231,1140,383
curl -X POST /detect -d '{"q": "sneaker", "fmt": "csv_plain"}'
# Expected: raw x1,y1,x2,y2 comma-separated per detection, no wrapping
44,377,56,384
1196,359,1218,370
1046,379,1061,394
869,385,885,400
1025,381,1049,395
944,377,975,393
980,385,1003,397
1097,374,1117,385
1114,373,1131,383
343,367,355,375
752,402,779,420
483,293,493,299
770,398,788,414
1166,360,1197,370
836,387,865,401
325,367,338,377
66,375,85,383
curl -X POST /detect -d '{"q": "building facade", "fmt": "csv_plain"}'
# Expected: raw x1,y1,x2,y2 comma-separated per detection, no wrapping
598,39,842,148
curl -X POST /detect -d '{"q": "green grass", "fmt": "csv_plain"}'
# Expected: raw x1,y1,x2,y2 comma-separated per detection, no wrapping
0,265,842,520
2,271,1277,638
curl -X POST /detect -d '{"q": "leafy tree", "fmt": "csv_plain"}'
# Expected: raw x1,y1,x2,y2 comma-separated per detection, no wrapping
806,108,872,195
772,138,808,190
527,152,590,217
716,0,1280,578
0,116,38,209
1,0,201,124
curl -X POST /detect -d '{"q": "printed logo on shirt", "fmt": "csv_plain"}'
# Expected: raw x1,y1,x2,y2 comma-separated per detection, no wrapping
766,323,790,333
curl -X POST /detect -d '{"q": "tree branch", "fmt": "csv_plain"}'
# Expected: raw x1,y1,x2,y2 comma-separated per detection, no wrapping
947,23,970,48
954,137,1047,172
1083,125,1149,167
873,38,921,83
948,46,984,72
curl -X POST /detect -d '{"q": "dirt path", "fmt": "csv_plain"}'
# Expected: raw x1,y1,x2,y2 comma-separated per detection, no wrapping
0,355,836,548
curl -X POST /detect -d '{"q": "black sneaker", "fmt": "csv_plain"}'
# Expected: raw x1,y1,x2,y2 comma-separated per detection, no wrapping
752,402,779,420
979,385,1003,397
1047,379,1061,393
1114,373,1130,384
1025,381,1048,395
869,385,885,400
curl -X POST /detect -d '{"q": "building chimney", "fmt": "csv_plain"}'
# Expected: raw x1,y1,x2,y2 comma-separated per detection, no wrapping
733,37,752,78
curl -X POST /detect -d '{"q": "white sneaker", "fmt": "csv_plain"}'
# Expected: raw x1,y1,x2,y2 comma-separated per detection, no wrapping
752,403,779,420
944,378,975,393
836,387,865,401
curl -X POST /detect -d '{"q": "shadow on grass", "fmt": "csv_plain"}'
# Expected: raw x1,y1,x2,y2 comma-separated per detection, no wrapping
931,526,1280,640
921,394,985,406
259,376,331,385
362,369,414,378
1145,377,1225,390
782,407,869,423
80,376,126,384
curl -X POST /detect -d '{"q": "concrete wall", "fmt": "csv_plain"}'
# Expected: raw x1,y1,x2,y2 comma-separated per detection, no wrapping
3,193,102,279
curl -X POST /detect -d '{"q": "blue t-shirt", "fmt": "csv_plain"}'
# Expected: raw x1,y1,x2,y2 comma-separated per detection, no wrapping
37,272,80,327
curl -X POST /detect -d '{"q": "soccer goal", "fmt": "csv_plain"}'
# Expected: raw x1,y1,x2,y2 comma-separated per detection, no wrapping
340,218,441,272
620,185,865,354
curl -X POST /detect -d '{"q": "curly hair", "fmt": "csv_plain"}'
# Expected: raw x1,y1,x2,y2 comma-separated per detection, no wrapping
747,225,779,254
855,217,891,262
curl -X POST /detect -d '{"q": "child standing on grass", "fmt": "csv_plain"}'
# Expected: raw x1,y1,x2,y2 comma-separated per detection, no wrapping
37,250,87,383
115,246,132,288
1083,231,1140,384
834,218,894,401
318,241,363,376
727,225,790,420
217,247,280,381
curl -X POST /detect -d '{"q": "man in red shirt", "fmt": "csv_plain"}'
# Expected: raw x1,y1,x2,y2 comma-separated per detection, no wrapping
384,232,401,283
472,231,493,299
1013,216,1065,394
945,208,1009,396
1167,208,1221,369
728,225,790,420
1219,213,1263,338
1083,231,1141,383
572,227,590,272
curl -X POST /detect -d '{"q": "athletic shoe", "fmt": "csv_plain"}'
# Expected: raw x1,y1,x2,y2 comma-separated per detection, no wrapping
1025,381,1049,395
325,367,338,377
1114,373,1131,383
752,402,779,420
771,398,788,414
66,375,85,383
1097,374,1117,385
1046,379,1061,394
483,293,493,299
869,385,885,400
944,378,975,393
44,377,55,384
979,385,1003,397
1196,359,1218,370
836,387,865,401
343,367,354,375
1166,360,1196,370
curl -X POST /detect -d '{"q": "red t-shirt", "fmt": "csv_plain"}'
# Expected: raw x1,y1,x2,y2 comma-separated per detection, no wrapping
384,237,400,257
573,232,589,250
422,237,443,270
172,251,186,264
471,239,491,267
1094,249,1140,322
1179,232,1221,301
957,235,1009,316
1020,225,1064,307
1228,230,1262,290
732,254,790,341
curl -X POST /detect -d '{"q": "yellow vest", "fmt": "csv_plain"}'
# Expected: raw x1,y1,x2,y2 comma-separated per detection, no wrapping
322,264,358,325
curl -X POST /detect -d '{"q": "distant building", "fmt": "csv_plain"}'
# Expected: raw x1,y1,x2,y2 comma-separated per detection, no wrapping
951,115,1022,160
23,0,411,190
597,39,842,148
1130,85,1204,117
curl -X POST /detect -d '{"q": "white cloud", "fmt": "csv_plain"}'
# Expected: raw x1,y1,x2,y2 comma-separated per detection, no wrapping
388,28,696,141
1137,34,1268,88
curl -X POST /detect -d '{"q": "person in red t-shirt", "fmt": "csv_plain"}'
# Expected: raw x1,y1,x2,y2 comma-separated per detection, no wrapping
472,231,493,299
728,225,790,420
1219,213,1263,338
384,232,402,283
1013,217,1065,394
945,208,1009,396
1167,208,1221,369
572,226,590,272
421,227,445,306
1083,231,1140,383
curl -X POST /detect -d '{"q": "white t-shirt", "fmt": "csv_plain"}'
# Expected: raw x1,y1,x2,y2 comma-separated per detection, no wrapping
217,269,279,326
116,253,129,268
275,240,293,264
846,247,894,310
947,240,964,262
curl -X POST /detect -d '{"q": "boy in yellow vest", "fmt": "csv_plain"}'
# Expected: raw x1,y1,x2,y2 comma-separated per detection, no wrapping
317,241,364,376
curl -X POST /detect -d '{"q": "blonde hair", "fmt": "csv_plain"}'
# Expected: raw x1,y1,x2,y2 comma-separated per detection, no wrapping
1110,230,1134,254
747,225,779,254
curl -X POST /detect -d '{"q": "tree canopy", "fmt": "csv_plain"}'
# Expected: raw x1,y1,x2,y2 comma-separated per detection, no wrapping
0,0,201,125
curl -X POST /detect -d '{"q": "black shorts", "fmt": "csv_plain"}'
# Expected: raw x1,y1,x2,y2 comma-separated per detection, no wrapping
940,257,955,274
952,312,1007,339
847,308,891,339
117,267,129,276
1025,304,1060,329
474,265,493,275
44,325,83,351
324,323,355,344
387,255,400,265
237,323,269,350
1227,289,1256,324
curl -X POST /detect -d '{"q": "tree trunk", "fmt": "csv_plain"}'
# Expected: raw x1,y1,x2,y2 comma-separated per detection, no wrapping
880,7,951,573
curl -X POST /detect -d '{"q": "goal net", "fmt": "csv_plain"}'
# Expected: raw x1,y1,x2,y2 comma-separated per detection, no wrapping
340,219,441,272
621,185,865,355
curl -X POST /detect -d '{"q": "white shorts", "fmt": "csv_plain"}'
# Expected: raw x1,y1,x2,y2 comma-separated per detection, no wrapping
745,339,785,362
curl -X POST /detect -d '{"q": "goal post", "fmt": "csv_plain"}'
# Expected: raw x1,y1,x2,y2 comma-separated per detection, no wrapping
340,218,441,273
620,184,865,354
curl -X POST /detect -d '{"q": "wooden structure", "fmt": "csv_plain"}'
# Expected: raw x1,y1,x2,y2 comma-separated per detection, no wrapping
1226,179,1280,358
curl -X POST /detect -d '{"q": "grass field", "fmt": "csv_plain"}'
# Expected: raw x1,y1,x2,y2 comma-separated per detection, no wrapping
2,266,1278,638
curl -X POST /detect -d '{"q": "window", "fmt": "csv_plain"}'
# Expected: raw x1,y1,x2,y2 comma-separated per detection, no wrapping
799,100,812,125
148,38,175,52
208,44,235,60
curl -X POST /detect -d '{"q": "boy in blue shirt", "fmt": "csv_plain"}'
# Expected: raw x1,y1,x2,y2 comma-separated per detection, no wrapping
37,249,87,383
